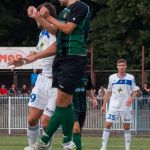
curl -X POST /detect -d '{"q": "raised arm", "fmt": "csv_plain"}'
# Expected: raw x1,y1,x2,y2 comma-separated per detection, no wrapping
27,6,57,35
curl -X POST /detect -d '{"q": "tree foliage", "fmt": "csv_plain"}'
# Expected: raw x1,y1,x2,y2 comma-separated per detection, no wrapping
90,0,150,70
0,0,149,70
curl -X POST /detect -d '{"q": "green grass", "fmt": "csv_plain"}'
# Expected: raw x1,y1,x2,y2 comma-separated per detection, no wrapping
0,135,149,150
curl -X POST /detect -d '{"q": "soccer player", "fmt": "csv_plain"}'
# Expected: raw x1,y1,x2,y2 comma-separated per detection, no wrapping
100,59,139,150
27,0,91,149
72,72,97,150
8,3,57,150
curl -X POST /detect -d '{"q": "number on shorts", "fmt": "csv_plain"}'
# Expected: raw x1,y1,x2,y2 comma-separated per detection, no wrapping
108,114,115,120
30,93,36,102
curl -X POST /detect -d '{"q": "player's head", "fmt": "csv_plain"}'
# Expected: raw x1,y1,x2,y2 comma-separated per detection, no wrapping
117,59,127,73
36,2,57,28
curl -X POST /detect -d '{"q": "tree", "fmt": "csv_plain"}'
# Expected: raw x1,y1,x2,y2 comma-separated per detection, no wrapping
90,0,150,70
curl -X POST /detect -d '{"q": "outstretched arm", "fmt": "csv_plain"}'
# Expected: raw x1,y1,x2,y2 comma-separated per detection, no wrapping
8,42,56,68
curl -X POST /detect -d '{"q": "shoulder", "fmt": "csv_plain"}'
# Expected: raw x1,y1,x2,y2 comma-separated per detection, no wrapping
39,29,50,39
109,73,117,79
126,73,135,79
71,1,88,9
70,1,89,13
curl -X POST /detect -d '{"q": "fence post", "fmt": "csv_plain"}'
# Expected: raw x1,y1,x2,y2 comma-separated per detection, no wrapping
8,96,11,135
135,97,139,135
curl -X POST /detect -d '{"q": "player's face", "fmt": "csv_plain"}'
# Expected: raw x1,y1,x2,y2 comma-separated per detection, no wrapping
117,62,127,73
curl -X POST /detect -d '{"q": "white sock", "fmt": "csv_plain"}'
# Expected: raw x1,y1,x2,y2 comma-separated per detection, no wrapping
43,130,54,150
27,124,40,147
124,129,131,150
101,128,110,149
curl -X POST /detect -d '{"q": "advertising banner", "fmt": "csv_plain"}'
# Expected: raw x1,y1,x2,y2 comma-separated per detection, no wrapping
0,47,42,69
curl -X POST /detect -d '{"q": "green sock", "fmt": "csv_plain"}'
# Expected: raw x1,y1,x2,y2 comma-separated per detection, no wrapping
41,106,63,144
73,133,82,150
62,104,74,143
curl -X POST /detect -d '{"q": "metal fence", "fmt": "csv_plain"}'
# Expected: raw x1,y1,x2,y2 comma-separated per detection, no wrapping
0,96,150,135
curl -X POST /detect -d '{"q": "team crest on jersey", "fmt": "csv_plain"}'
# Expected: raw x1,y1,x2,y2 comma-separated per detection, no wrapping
62,8,70,19
40,42,44,48
118,87,124,94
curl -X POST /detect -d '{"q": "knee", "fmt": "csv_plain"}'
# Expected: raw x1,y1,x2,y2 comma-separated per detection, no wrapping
104,122,112,129
28,117,39,127
73,124,80,133
124,124,130,130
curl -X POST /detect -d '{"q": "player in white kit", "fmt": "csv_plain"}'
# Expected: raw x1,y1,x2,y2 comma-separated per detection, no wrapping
100,59,139,150
8,3,57,150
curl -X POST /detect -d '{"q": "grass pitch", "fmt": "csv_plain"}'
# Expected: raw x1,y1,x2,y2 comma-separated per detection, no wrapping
0,135,149,150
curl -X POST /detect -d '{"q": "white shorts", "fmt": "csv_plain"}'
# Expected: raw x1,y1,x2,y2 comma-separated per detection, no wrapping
106,110,132,123
28,74,57,117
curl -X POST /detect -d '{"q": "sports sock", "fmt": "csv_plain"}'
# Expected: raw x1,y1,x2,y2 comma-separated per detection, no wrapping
27,124,40,146
62,104,74,143
73,133,82,150
41,105,74,144
101,128,110,149
124,129,131,150
43,130,54,150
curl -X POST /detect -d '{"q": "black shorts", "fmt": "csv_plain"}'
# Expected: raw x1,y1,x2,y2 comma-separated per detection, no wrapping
73,110,86,129
52,55,87,95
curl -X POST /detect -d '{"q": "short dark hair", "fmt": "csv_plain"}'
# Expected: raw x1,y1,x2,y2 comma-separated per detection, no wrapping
117,59,127,65
37,2,57,18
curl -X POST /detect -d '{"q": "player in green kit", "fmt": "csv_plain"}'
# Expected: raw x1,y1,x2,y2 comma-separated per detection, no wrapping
28,0,91,149
72,72,97,150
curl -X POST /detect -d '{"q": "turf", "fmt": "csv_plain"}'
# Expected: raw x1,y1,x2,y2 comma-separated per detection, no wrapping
0,135,149,150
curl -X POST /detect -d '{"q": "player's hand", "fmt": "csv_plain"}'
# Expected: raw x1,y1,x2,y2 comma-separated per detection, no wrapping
27,6,37,18
101,104,106,112
92,98,98,108
39,6,49,19
7,58,24,70
20,55,37,63
126,98,134,106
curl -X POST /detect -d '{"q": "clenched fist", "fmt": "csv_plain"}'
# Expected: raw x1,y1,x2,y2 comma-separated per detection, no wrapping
27,6,37,18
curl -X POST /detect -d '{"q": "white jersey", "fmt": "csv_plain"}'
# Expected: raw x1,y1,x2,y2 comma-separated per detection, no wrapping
107,73,139,111
36,29,56,77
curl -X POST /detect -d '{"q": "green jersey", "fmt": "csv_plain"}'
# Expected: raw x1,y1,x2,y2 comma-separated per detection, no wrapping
57,1,90,56
73,72,93,112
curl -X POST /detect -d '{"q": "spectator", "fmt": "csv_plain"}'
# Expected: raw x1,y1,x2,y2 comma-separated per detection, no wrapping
141,83,150,105
30,69,39,88
141,83,150,96
0,84,8,96
20,84,29,96
9,84,18,96
97,85,107,107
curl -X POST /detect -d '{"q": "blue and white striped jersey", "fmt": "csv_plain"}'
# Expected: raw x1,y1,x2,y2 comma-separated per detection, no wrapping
107,73,139,111
36,29,56,77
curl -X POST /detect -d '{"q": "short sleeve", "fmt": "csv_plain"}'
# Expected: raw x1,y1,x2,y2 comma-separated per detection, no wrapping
131,76,139,91
67,2,89,24
107,76,112,92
